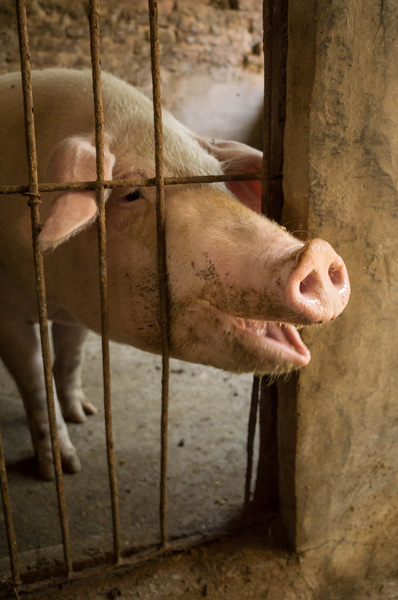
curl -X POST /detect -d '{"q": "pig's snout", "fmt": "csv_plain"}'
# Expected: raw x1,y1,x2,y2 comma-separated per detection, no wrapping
286,239,350,323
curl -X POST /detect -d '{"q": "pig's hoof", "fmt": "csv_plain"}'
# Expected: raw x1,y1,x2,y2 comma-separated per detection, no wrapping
62,451,82,474
63,392,97,423
37,449,82,479
39,455,56,481
81,397,97,416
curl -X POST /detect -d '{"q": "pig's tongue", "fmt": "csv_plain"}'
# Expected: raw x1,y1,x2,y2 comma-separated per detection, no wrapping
241,319,310,362
205,301,310,367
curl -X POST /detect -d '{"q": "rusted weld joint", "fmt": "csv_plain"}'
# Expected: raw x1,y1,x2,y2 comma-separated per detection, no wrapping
26,193,41,207
94,181,105,203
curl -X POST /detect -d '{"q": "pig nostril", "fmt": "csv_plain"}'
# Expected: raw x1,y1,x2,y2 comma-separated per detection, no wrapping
328,263,344,288
289,239,350,321
299,271,319,300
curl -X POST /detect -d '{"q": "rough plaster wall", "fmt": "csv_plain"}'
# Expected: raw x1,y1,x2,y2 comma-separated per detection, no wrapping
281,0,398,581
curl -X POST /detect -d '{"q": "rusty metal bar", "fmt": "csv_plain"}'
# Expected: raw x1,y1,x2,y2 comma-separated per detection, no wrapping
148,0,170,551
12,586,21,600
15,0,73,577
245,0,274,511
253,378,279,511
0,425,20,584
251,0,282,515
261,0,273,211
245,0,278,513
244,376,260,505
6,526,237,598
88,0,121,565
0,172,282,196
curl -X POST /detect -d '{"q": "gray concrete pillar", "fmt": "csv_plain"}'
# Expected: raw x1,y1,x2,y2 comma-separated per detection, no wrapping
280,0,398,578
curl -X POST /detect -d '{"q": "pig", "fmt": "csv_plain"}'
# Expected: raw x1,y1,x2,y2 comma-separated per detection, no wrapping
0,69,350,479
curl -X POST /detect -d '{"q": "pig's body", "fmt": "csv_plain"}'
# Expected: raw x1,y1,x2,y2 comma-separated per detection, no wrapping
0,70,350,478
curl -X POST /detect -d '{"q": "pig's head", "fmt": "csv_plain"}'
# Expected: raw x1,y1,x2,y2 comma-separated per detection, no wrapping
38,87,350,376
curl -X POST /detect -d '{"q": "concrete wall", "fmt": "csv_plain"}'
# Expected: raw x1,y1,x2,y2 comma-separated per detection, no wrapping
280,0,398,582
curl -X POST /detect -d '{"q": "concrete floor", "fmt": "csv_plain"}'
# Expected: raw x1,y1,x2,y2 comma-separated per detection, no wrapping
2,336,398,599
0,332,256,578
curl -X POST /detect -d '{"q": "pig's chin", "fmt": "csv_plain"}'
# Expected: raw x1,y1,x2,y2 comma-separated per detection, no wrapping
208,304,311,372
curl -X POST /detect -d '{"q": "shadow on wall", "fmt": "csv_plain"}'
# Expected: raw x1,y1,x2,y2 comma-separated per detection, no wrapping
247,106,263,150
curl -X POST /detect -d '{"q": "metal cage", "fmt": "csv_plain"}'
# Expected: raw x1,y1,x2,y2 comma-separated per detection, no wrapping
0,0,284,595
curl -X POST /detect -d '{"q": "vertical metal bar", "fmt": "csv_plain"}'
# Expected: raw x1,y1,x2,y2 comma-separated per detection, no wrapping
88,0,121,564
246,0,274,508
244,376,260,505
15,0,73,577
253,378,279,510
0,426,21,584
261,0,273,212
248,0,280,513
148,0,170,551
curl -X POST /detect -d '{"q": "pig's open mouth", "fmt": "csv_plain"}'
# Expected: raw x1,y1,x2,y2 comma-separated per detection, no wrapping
234,318,310,368
207,303,311,371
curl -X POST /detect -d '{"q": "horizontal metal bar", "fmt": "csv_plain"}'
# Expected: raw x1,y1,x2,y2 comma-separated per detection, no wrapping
3,525,243,598
0,172,283,196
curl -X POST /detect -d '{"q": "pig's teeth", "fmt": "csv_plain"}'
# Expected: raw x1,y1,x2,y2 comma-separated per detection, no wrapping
207,301,309,362
244,319,268,336
240,319,308,359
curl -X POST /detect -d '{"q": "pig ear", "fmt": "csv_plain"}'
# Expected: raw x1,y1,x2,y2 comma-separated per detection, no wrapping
39,136,115,250
196,137,263,214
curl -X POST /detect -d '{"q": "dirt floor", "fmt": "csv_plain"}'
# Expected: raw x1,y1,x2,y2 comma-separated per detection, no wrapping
41,531,398,600
3,524,398,600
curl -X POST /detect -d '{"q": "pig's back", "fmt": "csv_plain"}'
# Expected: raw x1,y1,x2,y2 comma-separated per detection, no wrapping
0,70,97,186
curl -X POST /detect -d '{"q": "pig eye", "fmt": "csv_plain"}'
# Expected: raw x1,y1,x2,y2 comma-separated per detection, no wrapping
124,190,142,202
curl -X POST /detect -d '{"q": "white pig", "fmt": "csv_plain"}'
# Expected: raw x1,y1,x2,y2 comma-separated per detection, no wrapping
0,70,350,479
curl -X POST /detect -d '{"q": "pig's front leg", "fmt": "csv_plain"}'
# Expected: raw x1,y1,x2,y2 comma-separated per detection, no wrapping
0,318,81,479
52,322,96,423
